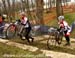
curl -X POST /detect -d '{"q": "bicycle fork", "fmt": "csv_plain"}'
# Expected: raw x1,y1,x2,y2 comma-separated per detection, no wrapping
18,25,24,34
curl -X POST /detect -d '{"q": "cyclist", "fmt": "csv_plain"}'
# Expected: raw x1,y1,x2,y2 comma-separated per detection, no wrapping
19,12,34,43
58,15,71,46
0,14,7,37
0,14,3,37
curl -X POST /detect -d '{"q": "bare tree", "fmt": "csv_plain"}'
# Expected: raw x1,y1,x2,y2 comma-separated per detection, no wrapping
7,0,11,14
15,1,21,18
35,0,44,25
21,0,26,12
56,0,63,20
47,0,52,13
0,2,2,14
6,0,11,19
2,0,7,14
26,0,33,20
12,0,16,20
46,0,48,11
31,0,34,11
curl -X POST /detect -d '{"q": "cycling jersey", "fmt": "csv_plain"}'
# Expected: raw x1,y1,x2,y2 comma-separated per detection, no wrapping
59,20,71,36
21,16,30,28
0,16,2,23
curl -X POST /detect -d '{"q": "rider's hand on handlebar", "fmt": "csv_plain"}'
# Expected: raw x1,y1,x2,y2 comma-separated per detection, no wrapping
21,23,26,26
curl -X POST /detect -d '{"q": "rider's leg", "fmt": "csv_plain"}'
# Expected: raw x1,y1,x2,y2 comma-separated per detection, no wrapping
65,36,70,44
64,31,70,45
25,28,30,43
25,27,34,43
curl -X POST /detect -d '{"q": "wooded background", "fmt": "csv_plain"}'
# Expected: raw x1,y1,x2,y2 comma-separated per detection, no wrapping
0,0,74,24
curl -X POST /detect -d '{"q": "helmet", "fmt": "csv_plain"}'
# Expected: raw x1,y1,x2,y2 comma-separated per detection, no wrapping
20,12,25,15
3,14,7,18
58,16,64,20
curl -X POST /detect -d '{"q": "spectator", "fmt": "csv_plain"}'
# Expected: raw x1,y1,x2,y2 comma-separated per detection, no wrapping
0,14,4,37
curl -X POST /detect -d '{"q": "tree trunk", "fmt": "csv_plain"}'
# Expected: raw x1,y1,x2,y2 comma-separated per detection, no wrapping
7,0,12,22
0,3,2,14
31,0,34,11
12,0,16,20
56,0,63,20
46,0,48,12
2,0,7,14
49,0,52,12
35,0,44,25
21,0,26,12
25,0,32,20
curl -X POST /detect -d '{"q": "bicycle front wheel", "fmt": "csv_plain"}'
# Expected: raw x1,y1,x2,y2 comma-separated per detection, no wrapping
47,34,56,49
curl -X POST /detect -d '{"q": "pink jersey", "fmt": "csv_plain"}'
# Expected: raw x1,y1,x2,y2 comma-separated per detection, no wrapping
21,16,29,27
59,20,71,32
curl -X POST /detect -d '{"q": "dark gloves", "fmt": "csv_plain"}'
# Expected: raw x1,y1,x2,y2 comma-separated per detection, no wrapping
16,19,21,22
21,23,25,26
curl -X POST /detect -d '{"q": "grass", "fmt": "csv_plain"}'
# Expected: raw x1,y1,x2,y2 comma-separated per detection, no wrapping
0,42,45,58
8,37,75,55
64,12,75,25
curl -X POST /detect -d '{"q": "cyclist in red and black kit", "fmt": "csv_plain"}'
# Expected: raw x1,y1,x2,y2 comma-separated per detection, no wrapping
0,14,7,38
58,15,71,46
0,14,3,37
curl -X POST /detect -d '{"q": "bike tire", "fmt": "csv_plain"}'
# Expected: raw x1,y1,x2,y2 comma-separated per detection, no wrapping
47,33,56,49
5,24,17,39
58,34,63,44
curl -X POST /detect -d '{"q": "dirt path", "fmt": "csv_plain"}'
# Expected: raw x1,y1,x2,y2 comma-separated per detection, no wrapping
34,35,75,49
0,37,75,58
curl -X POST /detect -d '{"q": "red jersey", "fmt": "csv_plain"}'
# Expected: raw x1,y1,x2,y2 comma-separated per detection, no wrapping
0,17,2,23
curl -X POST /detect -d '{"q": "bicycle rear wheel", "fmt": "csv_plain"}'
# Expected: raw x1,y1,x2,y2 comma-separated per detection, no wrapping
5,24,17,39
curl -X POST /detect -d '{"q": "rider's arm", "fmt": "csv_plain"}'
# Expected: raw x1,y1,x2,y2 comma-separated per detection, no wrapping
63,21,71,31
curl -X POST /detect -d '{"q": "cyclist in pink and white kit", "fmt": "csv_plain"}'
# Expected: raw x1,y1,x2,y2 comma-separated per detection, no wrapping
19,12,34,43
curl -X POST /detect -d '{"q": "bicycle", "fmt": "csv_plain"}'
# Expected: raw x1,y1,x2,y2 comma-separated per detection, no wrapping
5,23,17,39
47,27,64,49
5,20,34,43
5,19,24,39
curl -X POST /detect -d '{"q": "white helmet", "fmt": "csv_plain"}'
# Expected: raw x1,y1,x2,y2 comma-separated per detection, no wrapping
20,12,25,15
3,14,7,18
58,16,64,20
